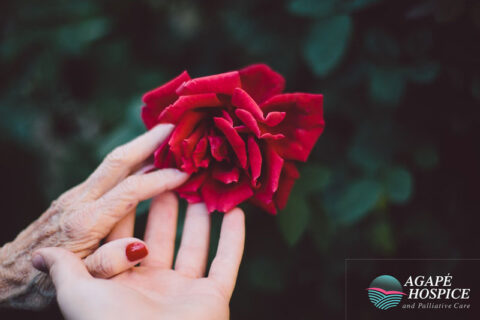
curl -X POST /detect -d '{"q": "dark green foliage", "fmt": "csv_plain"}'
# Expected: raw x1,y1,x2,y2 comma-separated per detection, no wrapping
1,0,480,319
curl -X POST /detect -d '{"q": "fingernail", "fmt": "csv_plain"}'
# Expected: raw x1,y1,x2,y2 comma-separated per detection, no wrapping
32,253,48,273
126,242,148,262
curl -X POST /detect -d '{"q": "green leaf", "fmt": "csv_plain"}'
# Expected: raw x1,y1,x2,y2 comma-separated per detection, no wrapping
288,0,337,17
348,120,395,172
0,103,42,145
325,179,381,225
369,67,406,106
56,18,111,54
385,167,413,204
370,221,395,254
277,189,311,246
288,0,382,18
303,15,352,77
298,164,331,193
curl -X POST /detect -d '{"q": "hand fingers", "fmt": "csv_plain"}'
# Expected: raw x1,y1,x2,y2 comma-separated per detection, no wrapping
142,192,178,268
32,247,91,291
85,124,174,199
208,208,245,299
105,163,158,242
174,203,211,278
94,168,189,225
105,209,136,242
84,238,148,279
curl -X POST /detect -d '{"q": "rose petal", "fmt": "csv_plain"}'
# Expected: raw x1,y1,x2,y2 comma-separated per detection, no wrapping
260,132,285,140
181,125,205,157
153,142,174,169
249,165,298,214
169,111,204,155
232,88,286,130
141,71,191,129
177,171,208,203
260,93,324,162
254,146,284,204
201,176,254,213
179,125,206,173
233,125,250,134
212,164,240,184
158,93,222,123
193,136,209,168
143,71,190,104
274,162,300,210
263,111,286,126
141,105,160,130
239,64,285,104
176,71,241,96
221,110,234,125
177,171,207,193
247,136,262,186
213,117,247,168
231,88,264,119
235,109,261,137
249,196,276,214
208,134,228,162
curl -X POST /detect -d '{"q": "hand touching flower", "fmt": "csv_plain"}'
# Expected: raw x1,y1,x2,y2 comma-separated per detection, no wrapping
141,64,325,214
0,124,189,309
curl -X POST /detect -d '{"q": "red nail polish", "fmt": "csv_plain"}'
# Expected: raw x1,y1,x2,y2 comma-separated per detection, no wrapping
126,242,148,262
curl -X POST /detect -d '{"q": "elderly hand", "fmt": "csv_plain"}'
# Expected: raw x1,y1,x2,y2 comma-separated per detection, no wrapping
33,196,245,320
0,124,189,309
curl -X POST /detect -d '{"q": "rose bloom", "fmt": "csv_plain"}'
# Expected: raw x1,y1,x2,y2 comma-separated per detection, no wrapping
141,64,324,214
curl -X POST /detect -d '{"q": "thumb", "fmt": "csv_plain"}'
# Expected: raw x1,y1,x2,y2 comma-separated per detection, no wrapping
32,247,92,289
84,238,149,279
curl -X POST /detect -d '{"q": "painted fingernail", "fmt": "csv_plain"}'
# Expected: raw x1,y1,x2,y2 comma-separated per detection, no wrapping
32,253,48,273
126,242,148,262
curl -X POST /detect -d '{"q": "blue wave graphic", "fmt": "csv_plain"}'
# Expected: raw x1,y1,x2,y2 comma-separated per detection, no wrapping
368,290,403,310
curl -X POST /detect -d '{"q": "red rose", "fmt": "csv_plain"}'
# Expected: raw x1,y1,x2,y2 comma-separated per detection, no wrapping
141,64,324,214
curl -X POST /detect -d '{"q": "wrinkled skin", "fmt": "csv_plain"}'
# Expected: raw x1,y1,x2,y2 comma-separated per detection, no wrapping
0,124,189,309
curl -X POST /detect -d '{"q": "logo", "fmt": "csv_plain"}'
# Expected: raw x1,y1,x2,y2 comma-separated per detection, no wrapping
367,275,406,310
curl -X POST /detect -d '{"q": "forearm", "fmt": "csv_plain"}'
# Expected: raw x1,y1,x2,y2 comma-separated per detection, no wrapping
0,212,58,310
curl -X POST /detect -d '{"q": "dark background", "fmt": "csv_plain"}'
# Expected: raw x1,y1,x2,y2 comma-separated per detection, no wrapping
1,0,480,319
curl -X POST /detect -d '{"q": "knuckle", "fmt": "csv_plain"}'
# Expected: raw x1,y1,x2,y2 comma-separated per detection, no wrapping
122,175,141,193
49,199,64,213
60,209,90,238
55,193,72,209
178,265,203,278
90,253,114,278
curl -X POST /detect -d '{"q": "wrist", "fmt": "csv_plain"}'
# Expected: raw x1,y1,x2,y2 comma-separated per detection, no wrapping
0,221,56,309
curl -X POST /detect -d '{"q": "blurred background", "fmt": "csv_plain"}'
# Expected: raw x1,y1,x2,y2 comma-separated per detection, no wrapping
1,0,480,318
